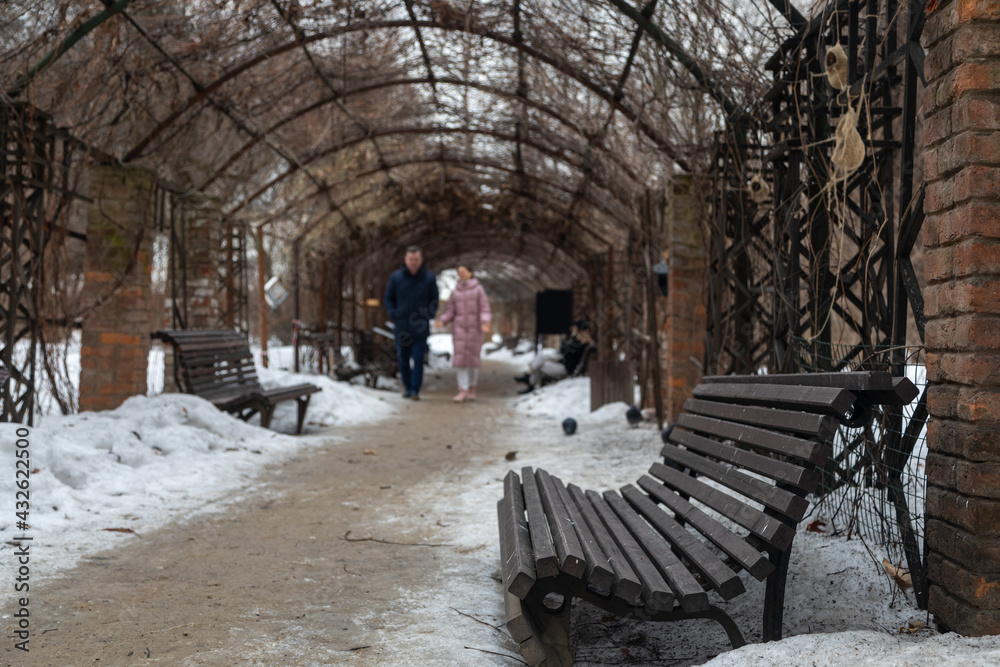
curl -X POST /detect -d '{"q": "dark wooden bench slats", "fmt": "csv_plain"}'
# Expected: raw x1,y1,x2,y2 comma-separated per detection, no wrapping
153,329,320,434
499,472,538,598
683,398,837,440
621,484,745,600
704,372,918,406
550,474,615,593
636,475,774,581
660,443,810,521
859,377,920,405
692,383,857,416
703,371,892,391
260,384,323,401
677,413,829,465
603,490,709,612
566,483,643,604
647,462,796,550
668,427,820,492
585,489,675,612
536,469,587,578
520,467,560,578
499,370,917,664
504,589,538,644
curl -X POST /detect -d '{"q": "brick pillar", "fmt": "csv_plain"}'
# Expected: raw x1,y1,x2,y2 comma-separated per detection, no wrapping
161,193,221,392
923,0,1000,636
661,176,707,422
182,193,222,328
79,166,155,412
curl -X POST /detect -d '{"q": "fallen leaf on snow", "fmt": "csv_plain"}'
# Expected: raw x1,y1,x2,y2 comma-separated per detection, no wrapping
806,520,827,533
883,558,913,590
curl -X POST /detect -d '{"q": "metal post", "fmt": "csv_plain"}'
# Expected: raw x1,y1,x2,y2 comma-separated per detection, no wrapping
293,240,301,373
256,226,269,368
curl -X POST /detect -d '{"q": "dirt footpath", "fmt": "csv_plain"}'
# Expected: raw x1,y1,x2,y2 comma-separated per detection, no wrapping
1,361,520,666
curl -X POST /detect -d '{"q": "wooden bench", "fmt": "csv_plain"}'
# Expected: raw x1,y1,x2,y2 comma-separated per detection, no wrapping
498,371,918,665
152,329,322,434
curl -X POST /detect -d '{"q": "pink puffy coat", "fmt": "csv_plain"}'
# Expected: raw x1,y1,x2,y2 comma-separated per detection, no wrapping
439,277,491,368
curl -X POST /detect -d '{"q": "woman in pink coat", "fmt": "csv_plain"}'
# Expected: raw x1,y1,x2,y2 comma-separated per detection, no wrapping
436,266,491,402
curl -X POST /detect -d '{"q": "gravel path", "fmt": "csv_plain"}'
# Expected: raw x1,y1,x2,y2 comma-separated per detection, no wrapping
0,361,520,666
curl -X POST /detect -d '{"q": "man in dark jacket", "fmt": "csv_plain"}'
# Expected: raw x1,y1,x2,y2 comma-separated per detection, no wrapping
384,246,439,399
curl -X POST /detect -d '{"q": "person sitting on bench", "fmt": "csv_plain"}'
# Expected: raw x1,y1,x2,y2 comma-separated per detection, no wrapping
515,320,592,394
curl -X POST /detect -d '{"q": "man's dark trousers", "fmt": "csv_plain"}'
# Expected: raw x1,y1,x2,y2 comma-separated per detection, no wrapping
397,337,428,395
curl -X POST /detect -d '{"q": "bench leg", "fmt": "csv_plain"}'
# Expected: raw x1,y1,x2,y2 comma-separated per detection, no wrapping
524,593,574,667
260,404,276,429
762,546,793,642
295,395,312,434
693,606,747,649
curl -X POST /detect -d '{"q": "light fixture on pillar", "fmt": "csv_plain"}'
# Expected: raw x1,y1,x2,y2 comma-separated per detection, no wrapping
653,259,668,297
264,276,289,309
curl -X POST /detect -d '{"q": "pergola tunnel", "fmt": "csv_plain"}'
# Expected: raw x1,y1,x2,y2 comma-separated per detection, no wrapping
1,0,1000,645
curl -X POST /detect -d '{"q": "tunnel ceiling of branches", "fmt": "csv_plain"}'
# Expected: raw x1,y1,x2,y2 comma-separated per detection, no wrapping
2,0,792,287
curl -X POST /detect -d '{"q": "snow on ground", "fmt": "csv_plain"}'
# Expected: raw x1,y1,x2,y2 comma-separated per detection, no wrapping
366,365,1000,666
5,342,998,665
0,364,398,608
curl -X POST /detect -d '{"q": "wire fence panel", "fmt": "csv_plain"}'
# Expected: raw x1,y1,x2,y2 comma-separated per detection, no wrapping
795,338,928,607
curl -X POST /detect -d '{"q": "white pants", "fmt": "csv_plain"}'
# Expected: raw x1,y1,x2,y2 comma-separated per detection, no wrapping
529,353,567,386
456,367,479,391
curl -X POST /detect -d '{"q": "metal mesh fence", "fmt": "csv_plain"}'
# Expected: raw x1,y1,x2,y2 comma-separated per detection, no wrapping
792,338,928,605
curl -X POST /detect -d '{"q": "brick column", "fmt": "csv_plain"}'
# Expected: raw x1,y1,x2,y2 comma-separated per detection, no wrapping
161,193,222,392
79,166,155,412
661,176,707,422
923,0,1000,636
180,193,222,328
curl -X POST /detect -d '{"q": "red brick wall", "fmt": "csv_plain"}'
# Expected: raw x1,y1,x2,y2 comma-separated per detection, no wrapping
180,193,221,329
661,177,707,422
923,0,1000,635
79,166,155,412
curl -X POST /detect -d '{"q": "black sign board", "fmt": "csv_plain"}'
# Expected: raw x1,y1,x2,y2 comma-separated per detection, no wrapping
535,289,574,336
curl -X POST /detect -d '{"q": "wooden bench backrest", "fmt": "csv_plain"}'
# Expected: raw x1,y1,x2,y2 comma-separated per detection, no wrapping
639,371,918,581
154,330,263,398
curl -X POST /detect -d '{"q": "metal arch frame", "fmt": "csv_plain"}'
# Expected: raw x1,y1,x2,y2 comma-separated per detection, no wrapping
121,19,688,170
291,181,622,273
285,156,628,245
561,0,657,232
228,125,642,217
226,132,640,229
197,76,638,192
242,150,628,236
295,182,610,271
266,0,409,208
108,3,354,234
355,229,589,295
349,155,627,238
397,225,592,277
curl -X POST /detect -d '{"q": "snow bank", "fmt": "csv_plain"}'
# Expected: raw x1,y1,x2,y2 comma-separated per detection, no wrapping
0,395,302,587
703,630,1000,667
256,365,397,432
0,366,398,606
